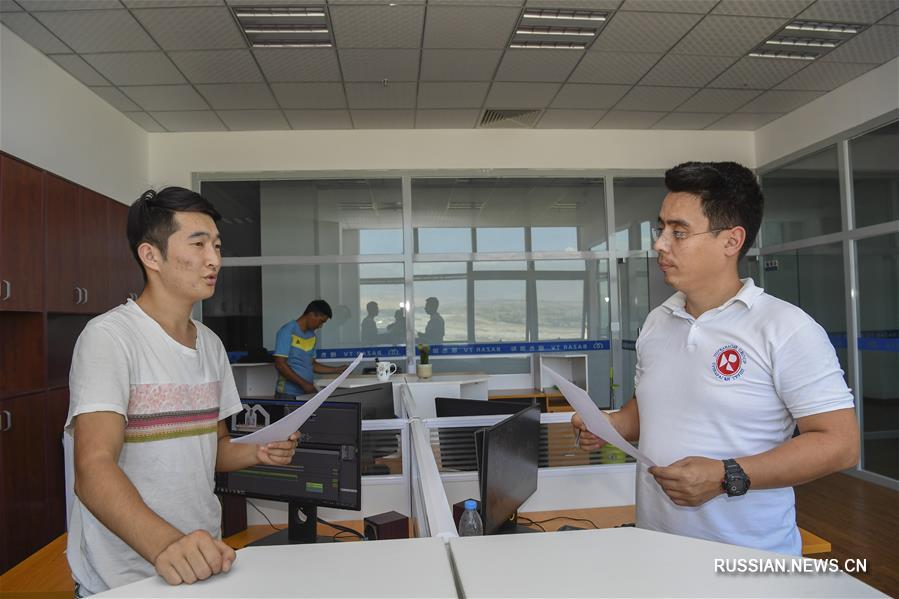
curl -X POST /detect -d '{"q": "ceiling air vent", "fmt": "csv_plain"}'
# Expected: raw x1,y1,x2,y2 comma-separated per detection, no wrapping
479,109,542,129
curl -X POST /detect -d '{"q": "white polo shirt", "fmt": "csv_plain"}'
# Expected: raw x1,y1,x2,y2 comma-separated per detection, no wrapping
634,278,854,555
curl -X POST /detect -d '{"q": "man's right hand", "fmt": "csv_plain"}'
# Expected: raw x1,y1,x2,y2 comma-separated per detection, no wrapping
571,412,607,452
154,530,236,585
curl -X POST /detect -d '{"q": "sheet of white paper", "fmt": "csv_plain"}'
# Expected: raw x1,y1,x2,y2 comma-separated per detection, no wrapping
541,365,657,467
232,353,365,446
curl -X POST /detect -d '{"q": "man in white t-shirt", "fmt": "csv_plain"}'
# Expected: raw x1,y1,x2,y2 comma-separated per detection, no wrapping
573,162,859,555
66,187,300,596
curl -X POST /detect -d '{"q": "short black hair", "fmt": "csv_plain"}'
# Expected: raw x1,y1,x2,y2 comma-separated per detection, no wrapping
303,299,333,319
664,161,764,259
127,187,221,282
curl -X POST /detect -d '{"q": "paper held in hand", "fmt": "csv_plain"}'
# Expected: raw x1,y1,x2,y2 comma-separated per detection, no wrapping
232,353,365,446
541,365,657,467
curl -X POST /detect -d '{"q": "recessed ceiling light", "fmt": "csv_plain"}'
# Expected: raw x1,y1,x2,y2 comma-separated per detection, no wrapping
252,42,333,48
749,50,817,60
765,37,838,48
784,20,860,34
235,8,325,18
510,41,587,49
523,9,606,21
516,26,595,37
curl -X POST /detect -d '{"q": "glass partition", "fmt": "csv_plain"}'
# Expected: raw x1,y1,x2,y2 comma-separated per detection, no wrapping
851,120,899,228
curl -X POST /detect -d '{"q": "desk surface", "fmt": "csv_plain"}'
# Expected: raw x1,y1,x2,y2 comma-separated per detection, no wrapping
95,536,457,598
449,527,881,598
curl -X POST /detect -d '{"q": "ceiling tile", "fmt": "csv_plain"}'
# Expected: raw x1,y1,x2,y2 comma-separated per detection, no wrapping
0,1,23,11
84,52,185,85
736,89,825,113
640,54,736,87
339,49,419,82
797,0,899,24
424,5,520,49
592,11,703,53
0,12,70,53
90,86,142,111
254,48,341,82
122,84,209,110
708,56,808,89
614,86,697,111
420,49,503,81
19,0,122,9
712,0,813,18
620,0,716,13
525,0,621,7
594,110,666,128
652,112,724,129
706,112,783,129
495,49,583,83
150,110,226,131
216,110,289,131
776,61,878,91
133,7,244,51
485,83,561,108
569,51,662,84
880,10,899,24
537,109,606,128
429,0,520,4
270,83,347,109
417,82,490,109
196,83,277,109
670,15,786,56
168,49,262,83
345,82,417,109
330,4,424,48
351,110,415,129
33,10,157,53
415,109,480,129
550,84,630,109
124,1,224,7
822,26,899,64
122,111,167,132
676,88,762,112
50,54,109,85
284,110,352,129
227,0,324,3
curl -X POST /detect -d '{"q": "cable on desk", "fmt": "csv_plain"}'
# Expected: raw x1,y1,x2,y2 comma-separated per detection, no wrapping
516,515,546,532
317,517,368,541
521,515,600,529
247,500,283,531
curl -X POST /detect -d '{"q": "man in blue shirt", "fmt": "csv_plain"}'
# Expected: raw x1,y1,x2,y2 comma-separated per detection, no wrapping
273,300,349,397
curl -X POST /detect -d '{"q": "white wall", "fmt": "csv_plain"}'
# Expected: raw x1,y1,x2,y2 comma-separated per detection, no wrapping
148,128,755,188
0,25,148,203
755,57,899,168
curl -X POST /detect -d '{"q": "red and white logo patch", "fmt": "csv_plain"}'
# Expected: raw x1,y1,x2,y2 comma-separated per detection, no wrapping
712,345,747,381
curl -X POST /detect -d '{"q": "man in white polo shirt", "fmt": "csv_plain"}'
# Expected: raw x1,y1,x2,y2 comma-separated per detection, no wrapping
573,161,859,555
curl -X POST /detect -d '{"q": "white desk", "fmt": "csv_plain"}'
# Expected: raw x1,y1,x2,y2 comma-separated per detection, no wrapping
448,527,883,598
95,537,457,598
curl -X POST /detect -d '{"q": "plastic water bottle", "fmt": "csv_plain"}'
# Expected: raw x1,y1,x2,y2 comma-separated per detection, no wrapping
458,499,483,537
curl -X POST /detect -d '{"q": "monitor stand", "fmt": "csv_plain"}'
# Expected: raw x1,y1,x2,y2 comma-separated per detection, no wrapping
247,502,336,546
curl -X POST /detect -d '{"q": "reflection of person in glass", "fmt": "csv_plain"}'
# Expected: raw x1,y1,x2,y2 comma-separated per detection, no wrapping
417,296,445,345
387,308,406,343
361,301,379,345
273,300,349,397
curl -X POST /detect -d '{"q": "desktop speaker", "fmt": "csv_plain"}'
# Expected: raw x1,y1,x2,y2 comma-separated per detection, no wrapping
452,499,480,529
363,511,409,540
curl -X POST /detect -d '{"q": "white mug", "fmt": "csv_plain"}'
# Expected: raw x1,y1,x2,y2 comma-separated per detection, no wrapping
376,361,397,382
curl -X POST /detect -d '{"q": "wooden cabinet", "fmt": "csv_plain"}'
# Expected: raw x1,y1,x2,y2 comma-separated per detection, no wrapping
0,312,45,398
106,200,143,307
46,175,109,313
45,388,70,539
0,155,44,312
0,392,51,574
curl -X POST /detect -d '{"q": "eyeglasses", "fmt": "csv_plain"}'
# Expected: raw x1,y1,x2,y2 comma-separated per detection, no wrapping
650,226,732,243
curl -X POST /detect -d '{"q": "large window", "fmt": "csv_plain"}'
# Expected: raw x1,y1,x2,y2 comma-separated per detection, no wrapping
851,120,899,228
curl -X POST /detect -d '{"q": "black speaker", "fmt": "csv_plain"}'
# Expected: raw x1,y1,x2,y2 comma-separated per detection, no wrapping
363,511,409,540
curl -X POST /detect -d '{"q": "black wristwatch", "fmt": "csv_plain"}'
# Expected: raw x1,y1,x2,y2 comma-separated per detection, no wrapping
722,459,751,497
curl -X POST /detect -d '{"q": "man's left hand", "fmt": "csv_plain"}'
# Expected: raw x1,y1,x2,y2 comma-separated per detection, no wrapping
648,456,724,507
257,432,300,466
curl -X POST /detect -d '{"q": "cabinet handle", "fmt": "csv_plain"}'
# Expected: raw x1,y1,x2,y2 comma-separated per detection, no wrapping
1,279,10,301
83,287,89,304
74,287,82,305
2,410,10,432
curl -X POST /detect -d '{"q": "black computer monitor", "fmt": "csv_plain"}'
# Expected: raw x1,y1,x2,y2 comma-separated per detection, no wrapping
216,398,362,545
434,398,536,472
477,405,540,535
330,382,396,419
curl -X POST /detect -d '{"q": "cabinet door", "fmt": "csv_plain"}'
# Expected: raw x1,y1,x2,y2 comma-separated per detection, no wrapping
0,392,50,574
45,388,70,539
0,155,44,312
78,189,109,313
46,174,81,312
106,201,143,307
